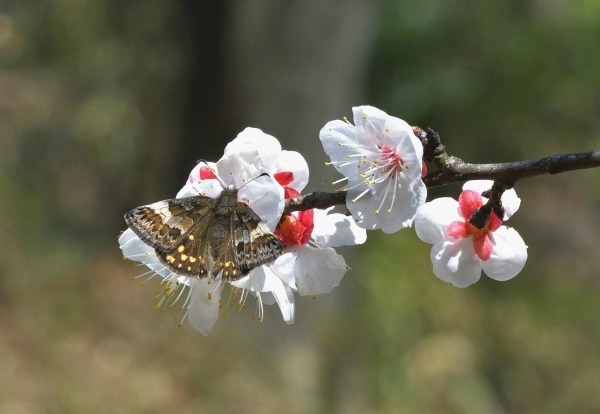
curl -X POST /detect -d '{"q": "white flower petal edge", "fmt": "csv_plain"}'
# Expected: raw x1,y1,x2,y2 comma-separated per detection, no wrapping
187,278,222,336
414,198,462,245
311,207,367,248
274,150,309,192
293,245,347,296
431,238,482,288
237,178,285,230
350,177,427,233
119,229,173,279
462,180,520,220
482,227,527,281
319,120,363,182
223,127,281,174
231,264,295,324
176,180,223,199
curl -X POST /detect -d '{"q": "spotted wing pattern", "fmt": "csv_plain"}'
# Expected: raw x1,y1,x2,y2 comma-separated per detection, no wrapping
124,190,283,281
209,206,283,280
124,196,213,252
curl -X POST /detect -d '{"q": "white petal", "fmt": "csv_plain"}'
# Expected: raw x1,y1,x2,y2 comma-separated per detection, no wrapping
231,265,295,323
353,106,388,146
222,127,282,174
238,177,284,230
293,245,347,296
271,281,295,324
311,208,367,248
216,151,261,189
231,265,279,292
395,130,424,181
462,180,520,220
499,189,520,220
482,227,527,281
270,252,298,289
348,175,427,233
274,150,309,192
462,180,494,195
353,105,389,120
176,180,223,199
118,229,172,278
431,238,482,288
186,278,222,336
415,198,462,245
319,120,364,182
258,291,277,305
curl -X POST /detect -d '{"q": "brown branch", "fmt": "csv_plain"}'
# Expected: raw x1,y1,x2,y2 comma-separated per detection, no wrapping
284,128,600,213
425,151,600,188
285,191,346,213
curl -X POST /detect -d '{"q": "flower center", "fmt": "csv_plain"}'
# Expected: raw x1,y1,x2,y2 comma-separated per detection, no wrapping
466,221,490,239
379,145,404,174
275,210,314,246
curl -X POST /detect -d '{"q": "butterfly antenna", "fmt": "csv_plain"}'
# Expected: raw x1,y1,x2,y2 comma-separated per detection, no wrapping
239,172,271,190
196,159,228,189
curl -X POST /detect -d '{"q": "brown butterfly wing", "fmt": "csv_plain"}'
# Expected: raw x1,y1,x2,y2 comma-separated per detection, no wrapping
154,225,212,277
125,192,283,280
124,196,213,252
211,204,283,281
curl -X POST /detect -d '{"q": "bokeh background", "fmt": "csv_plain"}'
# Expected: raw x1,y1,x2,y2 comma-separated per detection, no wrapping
1,1,600,413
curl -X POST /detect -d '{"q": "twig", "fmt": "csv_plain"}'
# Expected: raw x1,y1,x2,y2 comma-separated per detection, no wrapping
283,128,600,213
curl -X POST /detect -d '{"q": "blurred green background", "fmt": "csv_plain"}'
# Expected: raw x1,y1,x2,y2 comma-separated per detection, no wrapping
1,1,600,413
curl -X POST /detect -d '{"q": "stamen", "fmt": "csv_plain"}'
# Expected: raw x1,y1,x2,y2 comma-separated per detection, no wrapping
352,188,370,204
388,173,399,214
375,176,393,214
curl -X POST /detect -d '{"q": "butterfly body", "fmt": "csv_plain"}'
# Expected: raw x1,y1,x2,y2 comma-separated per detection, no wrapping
124,188,283,281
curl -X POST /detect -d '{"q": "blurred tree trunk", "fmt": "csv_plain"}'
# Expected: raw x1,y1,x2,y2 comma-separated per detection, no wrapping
175,0,378,192
170,0,230,189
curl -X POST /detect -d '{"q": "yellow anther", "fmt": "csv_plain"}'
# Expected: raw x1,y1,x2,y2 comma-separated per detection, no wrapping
375,210,379,215
387,209,392,214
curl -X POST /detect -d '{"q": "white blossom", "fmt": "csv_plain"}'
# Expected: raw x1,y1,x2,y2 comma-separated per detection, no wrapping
320,105,426,233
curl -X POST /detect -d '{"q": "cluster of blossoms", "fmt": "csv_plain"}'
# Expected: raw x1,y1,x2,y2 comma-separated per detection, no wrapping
120,105,528,335
119,128,366,335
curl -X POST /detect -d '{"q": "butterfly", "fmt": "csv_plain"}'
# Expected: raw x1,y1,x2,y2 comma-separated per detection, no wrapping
124,188,283,281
